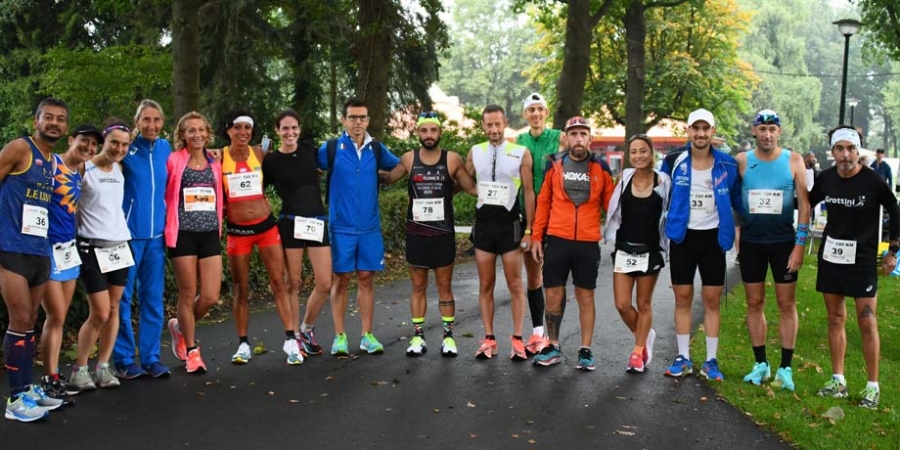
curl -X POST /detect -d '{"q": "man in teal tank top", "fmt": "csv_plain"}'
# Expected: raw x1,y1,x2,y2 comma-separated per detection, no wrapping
735,110,810,393
515,93,564,355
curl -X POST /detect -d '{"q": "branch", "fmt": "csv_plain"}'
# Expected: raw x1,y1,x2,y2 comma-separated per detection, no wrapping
646,0,691,9
589,0,616,28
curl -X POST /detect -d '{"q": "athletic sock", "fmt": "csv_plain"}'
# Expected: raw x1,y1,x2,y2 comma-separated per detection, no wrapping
533,326,545,337
239,336,249,345
285,330,296,340
187,346,198,354
866,381,880,391
780,348,794,369
676,334,691,359
752,345,767,364
23,330,35,384
4,330,28,396
412,317,425,337
512,335,523,341
706,337,719,362
441,316,454,338
485,334,496,341
833,374,846,384
300,322,312,334
527,287,545,328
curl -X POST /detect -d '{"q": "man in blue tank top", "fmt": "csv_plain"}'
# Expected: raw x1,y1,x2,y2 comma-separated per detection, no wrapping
0,98,69,422
735,110,810,392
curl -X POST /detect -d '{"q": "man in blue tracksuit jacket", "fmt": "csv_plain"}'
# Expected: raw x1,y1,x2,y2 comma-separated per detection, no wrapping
113,100,171,379
659,108,742,383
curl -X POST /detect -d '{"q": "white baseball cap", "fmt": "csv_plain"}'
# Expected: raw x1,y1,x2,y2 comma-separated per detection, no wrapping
523,93,547,111
687,108,715,127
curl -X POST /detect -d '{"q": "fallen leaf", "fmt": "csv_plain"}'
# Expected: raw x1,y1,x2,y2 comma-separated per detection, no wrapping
699,396,708,401
433,408,440,413
268,391,275,396
822,406,844,421
253,343,267,355
196,392,205,396
371,381,388,386
326,376,334,381
511,434,519,439
615,430,635,437
467,402,476,408
527,439,536,444
289,400,300,403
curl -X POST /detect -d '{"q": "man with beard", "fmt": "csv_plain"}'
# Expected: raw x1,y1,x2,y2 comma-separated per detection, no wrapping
380,112,477,357
810,126,900,409
735,110,810,392
529,116,614,371
1,98,68,422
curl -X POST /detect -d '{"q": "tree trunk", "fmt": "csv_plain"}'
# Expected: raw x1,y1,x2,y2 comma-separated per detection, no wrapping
354,0,393,141
553,0,594,130
624,0,647,156
172,0,202,118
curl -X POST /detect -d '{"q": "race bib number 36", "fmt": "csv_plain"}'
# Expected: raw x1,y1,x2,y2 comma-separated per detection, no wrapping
478,181,510,206
21,204,48,238
822,236,856,265
412,198,445,222
690,193,715,216
94,243,135,274
614,250,649,273
226,172,263,198
293,217,325,242
748,189,783,215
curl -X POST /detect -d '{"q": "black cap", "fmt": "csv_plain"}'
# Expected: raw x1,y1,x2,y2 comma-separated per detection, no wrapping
72,124,104,144
876,148,885,154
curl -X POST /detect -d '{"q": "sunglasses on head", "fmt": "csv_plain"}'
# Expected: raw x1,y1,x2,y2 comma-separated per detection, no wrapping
627,133,653,146
419,111,439,119
753,113,780,126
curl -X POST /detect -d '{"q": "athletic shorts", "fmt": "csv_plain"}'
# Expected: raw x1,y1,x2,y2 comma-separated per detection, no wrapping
470,219,523,255
407,233,455,269
226,217,281,256
77,238,130,294
542,236,600,289
332,231,384,273
669,228,725,286
49,246,81,282
0,251,50,286
277,217,330,249
613,242,665,278
168,230,221,259
816,259,878,298
739,239,797,284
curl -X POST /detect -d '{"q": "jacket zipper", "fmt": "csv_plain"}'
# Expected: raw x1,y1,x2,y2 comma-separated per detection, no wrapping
149,139,155,238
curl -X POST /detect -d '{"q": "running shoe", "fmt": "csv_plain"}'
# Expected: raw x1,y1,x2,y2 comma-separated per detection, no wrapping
859,386,880,409
40,376,67,400
817,378,848,398
143,361,171,379
575,348,595,371
700,359,724,381
283,338,304,365
186,348,207,374
771,367,795,392
5,394,48,423
58,374,82,396
645,328,656,366
532,344,562,367
524,334,549,356
70,365,96,391
331,333,349,356
510,336,528,361
94,363,121,388
626,351,645,374
664,355,693,377
23,384,64,411
299,328,323,355
406,335,427,356
231,342,252,364
115,362,147,380
441,336,458,357
360,332,384,354
474,337,498,360
742,361,771,386
168,318,187,361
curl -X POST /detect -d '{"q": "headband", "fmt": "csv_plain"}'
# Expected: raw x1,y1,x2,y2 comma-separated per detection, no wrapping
232,116,254,127
830,128,861,149
103,124,131,136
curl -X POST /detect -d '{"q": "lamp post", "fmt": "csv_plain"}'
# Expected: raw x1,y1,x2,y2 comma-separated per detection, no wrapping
848,97,859,126
834,19,862,125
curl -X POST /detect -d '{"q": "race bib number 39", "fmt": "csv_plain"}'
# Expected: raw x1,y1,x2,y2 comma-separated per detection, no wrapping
614,250,649,274
94,243,135,274
412,198,445,222
822,236,856,265
478,181,510,206
748,189,783,215
690,193,715,215
21,204,48,238
183,187,216,211
293,217,325,242
226,172,263,198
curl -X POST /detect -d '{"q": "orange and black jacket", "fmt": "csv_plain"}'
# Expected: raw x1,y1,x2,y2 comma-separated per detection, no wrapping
532,151,614,244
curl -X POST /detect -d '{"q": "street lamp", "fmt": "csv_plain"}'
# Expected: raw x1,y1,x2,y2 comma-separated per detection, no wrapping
848,97,859,126
834,18,862,125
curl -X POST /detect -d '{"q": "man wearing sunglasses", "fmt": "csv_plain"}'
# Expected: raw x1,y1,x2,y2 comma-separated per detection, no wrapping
515,93,565,356
379,112,477,357
735,110,810,392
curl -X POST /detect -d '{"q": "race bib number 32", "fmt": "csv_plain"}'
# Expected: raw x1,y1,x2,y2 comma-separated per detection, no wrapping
748,189,783,215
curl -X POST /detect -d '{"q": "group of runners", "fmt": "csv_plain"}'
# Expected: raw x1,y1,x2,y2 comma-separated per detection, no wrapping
1,94,895,423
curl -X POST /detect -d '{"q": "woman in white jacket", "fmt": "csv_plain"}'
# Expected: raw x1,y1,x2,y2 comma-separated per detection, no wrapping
604,134,671,374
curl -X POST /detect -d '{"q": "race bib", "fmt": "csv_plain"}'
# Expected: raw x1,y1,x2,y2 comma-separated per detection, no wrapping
226,172,263,198
690,193,715,216
21,204,48,238
183,187,216,211
748,189,783,215
478,181,510,206
52,239,82,271
412,198,445,222
822,236,856,265
94,243,135,274
293,217,325,242
614,250,649,274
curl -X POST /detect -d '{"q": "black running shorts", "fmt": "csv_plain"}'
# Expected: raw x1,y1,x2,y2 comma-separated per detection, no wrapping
541,236,600,289
738,239,798,284
669,229,725,286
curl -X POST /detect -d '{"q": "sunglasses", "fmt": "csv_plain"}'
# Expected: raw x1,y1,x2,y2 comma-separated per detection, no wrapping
753,113,780,126
419,111,439,119
627,133,653,147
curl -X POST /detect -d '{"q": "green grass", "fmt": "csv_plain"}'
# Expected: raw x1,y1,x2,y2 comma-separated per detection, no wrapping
692,253,900,449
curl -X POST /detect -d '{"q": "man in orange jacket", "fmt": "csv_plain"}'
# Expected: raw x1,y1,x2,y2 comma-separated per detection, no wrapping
529,116,614,371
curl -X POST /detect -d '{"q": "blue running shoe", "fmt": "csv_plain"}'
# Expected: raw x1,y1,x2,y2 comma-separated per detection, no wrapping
664,355,693,377
771,367,795,392
5,394,49,423
299,329,323,355
700,358,724,381
331,333,349,356
532,344,562,367
742,361,771,386
575,348,595,371
360,332,384,354
115,362,147,380
142,361,171,379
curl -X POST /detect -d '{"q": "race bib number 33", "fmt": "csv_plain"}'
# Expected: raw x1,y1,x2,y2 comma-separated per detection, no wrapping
690,193,715,215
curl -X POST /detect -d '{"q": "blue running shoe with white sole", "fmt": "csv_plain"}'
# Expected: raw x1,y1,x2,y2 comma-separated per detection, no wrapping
742,361,771,385
664,355,693,377
331,333,349,356
575,348,595,371
5,394,49,423
533,344,562,367
360,332,384,354
700,358,724,381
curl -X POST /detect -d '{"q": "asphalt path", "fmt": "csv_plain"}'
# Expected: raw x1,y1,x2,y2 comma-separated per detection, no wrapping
1,244,791,449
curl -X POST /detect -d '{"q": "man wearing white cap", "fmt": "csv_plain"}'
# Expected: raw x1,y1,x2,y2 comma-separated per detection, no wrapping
810,125,900,409
660,108,742,382
515,93,565,355
736,110,810,392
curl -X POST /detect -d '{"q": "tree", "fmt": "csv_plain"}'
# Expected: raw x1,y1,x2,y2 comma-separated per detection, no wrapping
172,0,205,118
856,0,900,60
